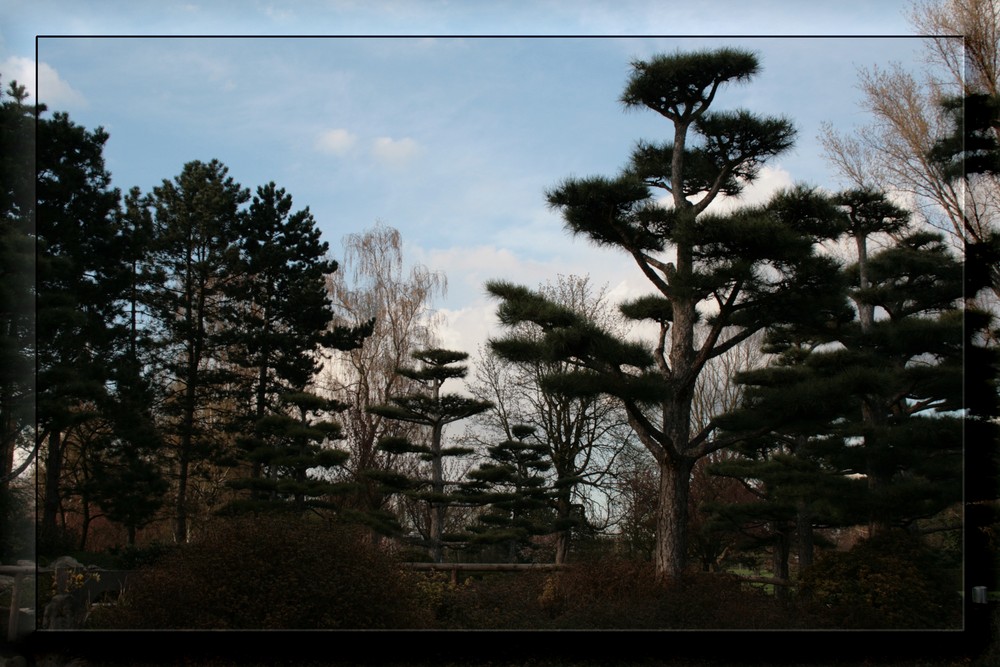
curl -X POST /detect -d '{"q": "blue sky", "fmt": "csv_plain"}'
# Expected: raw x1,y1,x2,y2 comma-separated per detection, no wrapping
4,1,941,355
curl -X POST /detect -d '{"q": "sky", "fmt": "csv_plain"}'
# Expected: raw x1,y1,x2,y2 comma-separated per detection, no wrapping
3,1,945,363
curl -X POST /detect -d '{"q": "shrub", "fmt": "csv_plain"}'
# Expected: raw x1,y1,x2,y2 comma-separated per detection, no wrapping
797,531,962,629
106,541,176,569
100,515,430,629
541,556,666,628
427,570,551,629
537,556,795,629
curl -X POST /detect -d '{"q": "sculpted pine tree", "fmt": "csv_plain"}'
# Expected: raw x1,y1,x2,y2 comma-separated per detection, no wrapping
461,425,555,563
487,48,845,582
714,190,964,578
368,349,492,562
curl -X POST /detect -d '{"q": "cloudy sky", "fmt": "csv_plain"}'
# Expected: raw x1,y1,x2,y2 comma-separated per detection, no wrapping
4,1,941,358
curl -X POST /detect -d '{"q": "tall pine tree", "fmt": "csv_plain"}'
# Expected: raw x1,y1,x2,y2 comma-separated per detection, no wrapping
220,181,370,515
487,49,845,582
36,109,125,549
147,159,248,543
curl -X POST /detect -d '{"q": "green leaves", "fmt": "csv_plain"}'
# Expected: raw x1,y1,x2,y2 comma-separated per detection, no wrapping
621,48,760,120
545,176,663,252
694,110,796,183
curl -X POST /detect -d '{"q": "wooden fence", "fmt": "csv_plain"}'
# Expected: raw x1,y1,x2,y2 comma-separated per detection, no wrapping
402,561,566,585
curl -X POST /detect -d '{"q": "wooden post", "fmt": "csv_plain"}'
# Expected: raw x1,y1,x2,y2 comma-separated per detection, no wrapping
7,571,24,642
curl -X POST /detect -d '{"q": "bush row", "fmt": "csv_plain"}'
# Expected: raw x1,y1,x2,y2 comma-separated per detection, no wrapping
90,518,962,630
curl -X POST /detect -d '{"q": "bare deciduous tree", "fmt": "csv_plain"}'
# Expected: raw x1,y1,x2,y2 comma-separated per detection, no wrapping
468,274,635,564
820,0,999,247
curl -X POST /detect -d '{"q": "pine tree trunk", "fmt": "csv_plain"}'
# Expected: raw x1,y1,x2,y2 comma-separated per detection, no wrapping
655,456,693,583
429,421,444,563
772,525,790,602
796,498,814,569
174,442,190,544
41,428,63,544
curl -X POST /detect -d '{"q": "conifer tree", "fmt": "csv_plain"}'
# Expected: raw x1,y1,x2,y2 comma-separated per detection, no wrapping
0,78,38,560
219,181,370,515
368,349,492,562
461,424,555,562
147,159,249,542
487,48,846,582
36,108,126,548
224,392,354,515
929,82,1000,594
714,192,964,567
83,186,168,546
0,78,37,492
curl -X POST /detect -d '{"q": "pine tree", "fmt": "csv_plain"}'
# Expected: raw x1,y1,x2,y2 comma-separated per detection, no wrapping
36,108,126,548
714,191,964,571
147,159,249,543
487,48,845,582
461,424,555,562
219,181,370,515
0,78,37,490
929,81,1000,594
82,186,169,546
223,392,354,515
368,349,492,562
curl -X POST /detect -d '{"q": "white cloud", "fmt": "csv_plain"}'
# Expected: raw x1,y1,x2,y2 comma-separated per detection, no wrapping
2,57,87,110
316,128,358,155
653,165,797,215
701,165,797,214
372,136,420,167
412,242,656,361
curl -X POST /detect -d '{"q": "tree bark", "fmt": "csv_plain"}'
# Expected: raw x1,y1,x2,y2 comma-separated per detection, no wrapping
795,498,814,569
41,428,63,544
429,420,444,563
654,456,693,582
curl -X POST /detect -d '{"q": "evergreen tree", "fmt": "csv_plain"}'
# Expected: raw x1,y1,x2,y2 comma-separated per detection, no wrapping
84,186,169,546
147,159,249,543
368,349,492,562
461,424,555,562
714,192,964,570
36,108,126,548
487,49,845,582
0,77,37,561
0,78,37,490
224,392,354,515
220,181,370,515
929,83,1000,594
